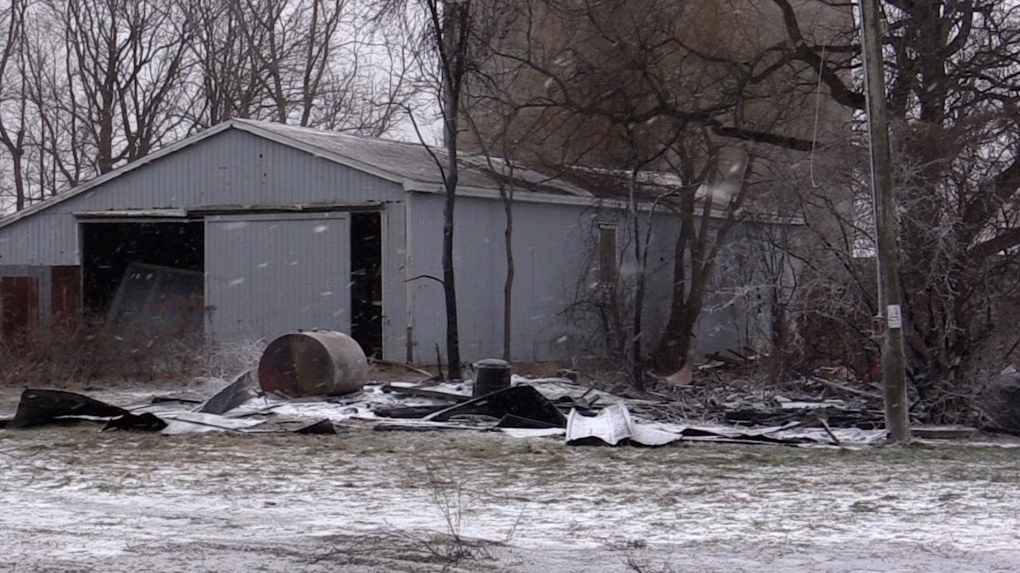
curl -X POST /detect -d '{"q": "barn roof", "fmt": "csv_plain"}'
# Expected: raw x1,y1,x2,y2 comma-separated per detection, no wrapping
0,119,595,230
235,120,594,197
0,119,801,229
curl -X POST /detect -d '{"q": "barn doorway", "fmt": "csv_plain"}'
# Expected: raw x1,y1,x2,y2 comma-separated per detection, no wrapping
350,212,383,358
80,221,204,315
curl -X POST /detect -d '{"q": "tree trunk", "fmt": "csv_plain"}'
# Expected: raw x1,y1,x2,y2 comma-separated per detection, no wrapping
629,170,646,389
502,187,514,362
439,0,469,380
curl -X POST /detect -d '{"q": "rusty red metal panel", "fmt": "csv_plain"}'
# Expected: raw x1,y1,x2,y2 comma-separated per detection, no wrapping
1,276,40,339
51,266,81,321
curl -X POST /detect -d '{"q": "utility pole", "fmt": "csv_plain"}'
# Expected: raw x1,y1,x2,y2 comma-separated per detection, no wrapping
859,0,910,443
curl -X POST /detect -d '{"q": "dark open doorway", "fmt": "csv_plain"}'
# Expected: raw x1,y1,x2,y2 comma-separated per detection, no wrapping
350,212,382,358
81,221,204,315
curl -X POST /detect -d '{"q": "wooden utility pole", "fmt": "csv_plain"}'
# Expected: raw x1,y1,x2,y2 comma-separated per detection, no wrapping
859,0,910,443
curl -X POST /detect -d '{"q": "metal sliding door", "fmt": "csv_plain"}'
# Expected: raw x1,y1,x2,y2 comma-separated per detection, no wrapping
205,213,351,343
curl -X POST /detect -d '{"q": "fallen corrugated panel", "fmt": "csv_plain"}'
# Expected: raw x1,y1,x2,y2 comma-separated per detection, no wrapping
424,385,567,428
295,419,336,435
105,263,204,344
566,404,633,446
566,404,683,447
3,389,166,431
380,383,471,403
157,411,266,435
195,369,261,415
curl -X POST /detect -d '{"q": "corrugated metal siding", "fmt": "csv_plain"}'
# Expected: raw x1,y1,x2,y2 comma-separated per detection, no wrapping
0,129,405,265
205,213,351,343
409,194,600,363
630,211,749,359
0,212,78,266
408,194,747,365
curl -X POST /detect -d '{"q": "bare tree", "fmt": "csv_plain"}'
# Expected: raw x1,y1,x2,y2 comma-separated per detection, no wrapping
0,0,29,211
0,0,413,212
182,0,408,134
760,0,1020,418
377,0,499,379
461,115,519,362
465,0,836,385
48,0,194,175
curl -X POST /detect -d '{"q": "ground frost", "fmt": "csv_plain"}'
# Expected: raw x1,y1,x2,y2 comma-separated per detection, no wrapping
1,421,1019,572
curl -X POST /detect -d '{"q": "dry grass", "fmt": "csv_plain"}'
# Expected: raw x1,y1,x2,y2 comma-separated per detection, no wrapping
0,319,101,388
0,320,265,389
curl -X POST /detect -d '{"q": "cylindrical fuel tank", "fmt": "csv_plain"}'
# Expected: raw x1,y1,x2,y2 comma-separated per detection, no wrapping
258,331,368,397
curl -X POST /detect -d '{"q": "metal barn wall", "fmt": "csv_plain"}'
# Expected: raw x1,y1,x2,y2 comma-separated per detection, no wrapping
634,211,752,360
407,193,750,365
408,193,606,364
0,214,77,267
0,129,409,359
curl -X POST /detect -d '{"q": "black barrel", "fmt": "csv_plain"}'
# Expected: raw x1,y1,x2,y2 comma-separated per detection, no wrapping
472,359,512,397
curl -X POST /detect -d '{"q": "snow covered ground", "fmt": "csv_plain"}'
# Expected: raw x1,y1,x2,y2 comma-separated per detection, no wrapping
2,385,1020,572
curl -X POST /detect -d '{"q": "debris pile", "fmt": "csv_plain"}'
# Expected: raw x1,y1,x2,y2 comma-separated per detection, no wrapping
0,337,987,446
664,375,888,429
0,367,898,447
978,366,1020,434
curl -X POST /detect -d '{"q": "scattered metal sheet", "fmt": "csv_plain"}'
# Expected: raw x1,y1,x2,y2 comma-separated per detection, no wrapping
566,403,633,446
2,389,169,432
380,383,471,403
498,427,567,439
523,377,626,407
494,414,562,429
677,425,815,445
564,404,866,447
150,396,203,405
295,419,336,435
373,405,451,419
102,412,169,432
630,424,687,447
195,369,261,415
6,389,134,429
566,404,683,447
373,421,486,432
0,379,899,447
157,411,266,435
424,385,567,428
912,426,980,440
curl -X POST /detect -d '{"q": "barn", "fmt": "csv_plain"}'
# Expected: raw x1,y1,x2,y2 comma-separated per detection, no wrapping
0,119,758,367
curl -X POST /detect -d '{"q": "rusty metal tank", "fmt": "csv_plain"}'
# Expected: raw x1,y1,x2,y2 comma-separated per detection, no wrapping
257,331,368,397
